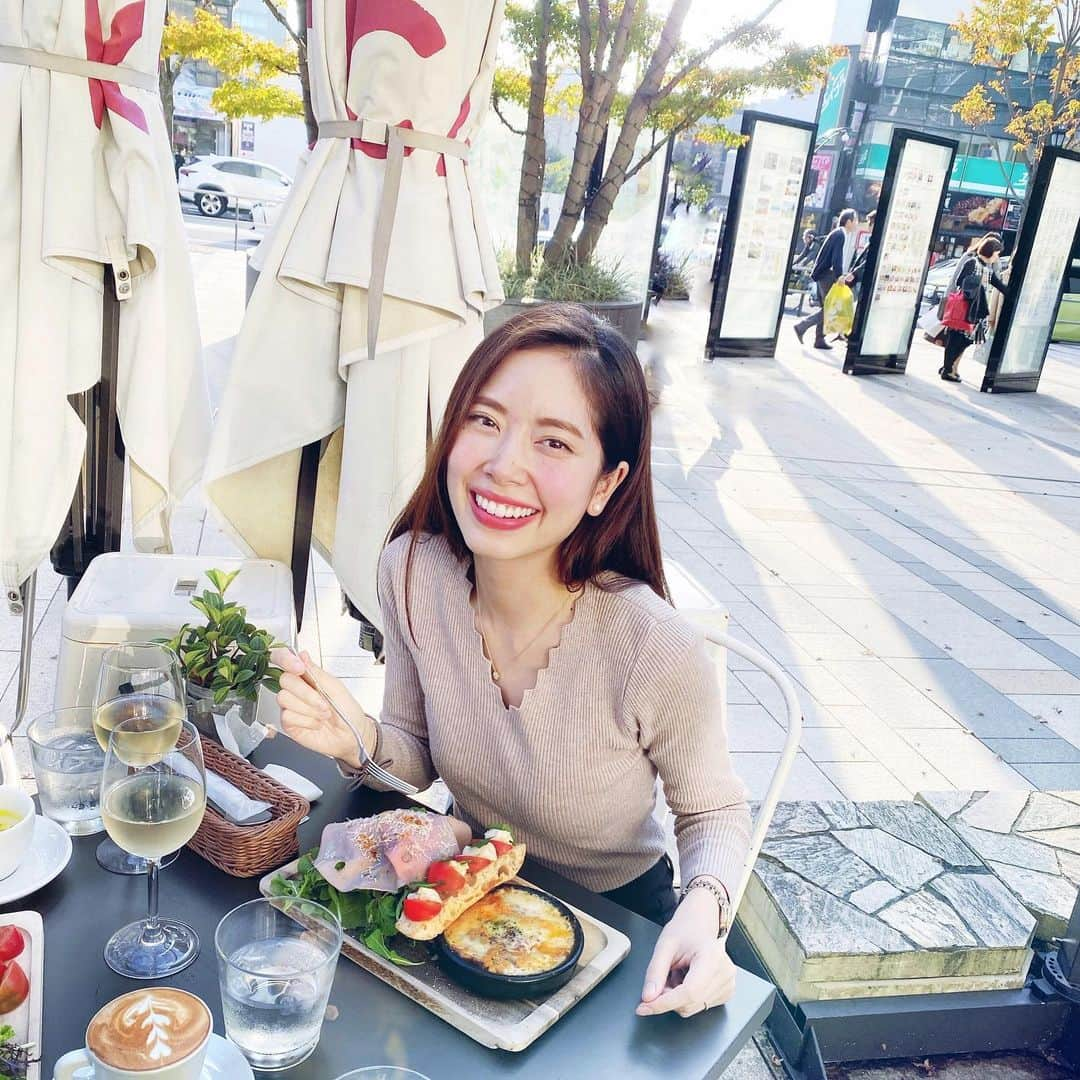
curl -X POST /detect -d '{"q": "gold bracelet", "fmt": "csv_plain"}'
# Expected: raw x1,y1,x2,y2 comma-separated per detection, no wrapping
682,877,732,937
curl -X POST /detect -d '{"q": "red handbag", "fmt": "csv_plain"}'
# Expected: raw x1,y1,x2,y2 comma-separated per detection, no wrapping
941,289,973,332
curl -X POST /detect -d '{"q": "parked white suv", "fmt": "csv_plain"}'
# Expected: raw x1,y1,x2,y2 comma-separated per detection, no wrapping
178,155,292,217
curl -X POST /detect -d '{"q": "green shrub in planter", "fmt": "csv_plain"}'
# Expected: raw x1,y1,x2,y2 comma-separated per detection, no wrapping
159,569,283,706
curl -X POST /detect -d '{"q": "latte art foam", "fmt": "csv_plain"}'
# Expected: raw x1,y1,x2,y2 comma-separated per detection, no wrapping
88,988,210,1072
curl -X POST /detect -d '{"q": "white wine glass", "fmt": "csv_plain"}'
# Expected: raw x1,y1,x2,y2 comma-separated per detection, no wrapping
101,716,207,978
94,642,186,875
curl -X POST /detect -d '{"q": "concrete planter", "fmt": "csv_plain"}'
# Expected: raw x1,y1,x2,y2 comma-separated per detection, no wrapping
483,297,644,345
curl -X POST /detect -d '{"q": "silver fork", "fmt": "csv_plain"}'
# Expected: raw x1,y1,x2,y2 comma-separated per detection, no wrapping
300,660,419,796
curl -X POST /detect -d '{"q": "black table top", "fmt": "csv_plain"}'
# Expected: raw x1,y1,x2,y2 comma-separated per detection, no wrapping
12,737,774,1079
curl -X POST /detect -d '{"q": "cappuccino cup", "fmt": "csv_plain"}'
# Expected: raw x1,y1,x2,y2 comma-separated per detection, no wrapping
0,785,35,879
53,988,211,1080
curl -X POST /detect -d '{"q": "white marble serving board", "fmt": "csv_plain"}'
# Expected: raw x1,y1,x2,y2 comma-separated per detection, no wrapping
0,910,43,1080
259,861,630,1052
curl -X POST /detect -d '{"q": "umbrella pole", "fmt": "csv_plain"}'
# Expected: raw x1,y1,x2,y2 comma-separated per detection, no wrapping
290,441,320,630
50,266,125,595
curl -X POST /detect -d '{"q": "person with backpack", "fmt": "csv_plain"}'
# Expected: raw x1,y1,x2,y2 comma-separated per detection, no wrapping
938,235,1006,383
793,208,858,350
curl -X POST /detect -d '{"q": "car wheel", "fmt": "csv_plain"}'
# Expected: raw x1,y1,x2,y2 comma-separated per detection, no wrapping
197,190,227,217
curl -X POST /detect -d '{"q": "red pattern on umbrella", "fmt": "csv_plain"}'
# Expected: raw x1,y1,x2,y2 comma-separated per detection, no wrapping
343,0,445,158
84,0,148,134
435,94,470,177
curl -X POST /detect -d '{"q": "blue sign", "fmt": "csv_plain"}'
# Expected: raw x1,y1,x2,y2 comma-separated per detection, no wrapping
818,56,850,136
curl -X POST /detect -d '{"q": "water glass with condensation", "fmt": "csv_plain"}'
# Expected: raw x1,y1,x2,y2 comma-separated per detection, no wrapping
216,896,342,1071
27,707,105,835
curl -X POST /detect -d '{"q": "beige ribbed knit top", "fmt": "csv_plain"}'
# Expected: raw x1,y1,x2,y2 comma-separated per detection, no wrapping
369,532,752,895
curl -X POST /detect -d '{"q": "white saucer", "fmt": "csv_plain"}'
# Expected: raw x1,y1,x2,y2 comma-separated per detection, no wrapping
0,815,72,905
53,1034,254,1079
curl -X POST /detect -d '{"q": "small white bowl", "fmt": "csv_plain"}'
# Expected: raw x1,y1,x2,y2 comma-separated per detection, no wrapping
0,785,36,880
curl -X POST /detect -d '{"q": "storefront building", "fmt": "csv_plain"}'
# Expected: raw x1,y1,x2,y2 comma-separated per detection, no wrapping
817,0,1056,256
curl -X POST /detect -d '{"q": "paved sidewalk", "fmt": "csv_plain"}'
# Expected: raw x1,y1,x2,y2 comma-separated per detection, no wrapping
643,274,1080,804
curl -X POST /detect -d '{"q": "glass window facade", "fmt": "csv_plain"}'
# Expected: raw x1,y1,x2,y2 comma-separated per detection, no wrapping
851,15,1051,205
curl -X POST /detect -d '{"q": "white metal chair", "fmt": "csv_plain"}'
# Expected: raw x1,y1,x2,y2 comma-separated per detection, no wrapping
687,615,804,921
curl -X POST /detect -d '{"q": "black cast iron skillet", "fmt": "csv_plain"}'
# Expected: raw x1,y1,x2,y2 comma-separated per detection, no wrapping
434,883,585,999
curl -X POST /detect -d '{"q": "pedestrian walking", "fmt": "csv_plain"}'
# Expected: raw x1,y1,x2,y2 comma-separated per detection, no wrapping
793,208,858,350
793,228,817,267
938,235,1006,384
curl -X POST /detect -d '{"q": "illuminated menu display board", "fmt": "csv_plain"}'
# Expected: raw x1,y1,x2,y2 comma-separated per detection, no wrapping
859,139,954,359
998,156,1080,376
706,113,815,356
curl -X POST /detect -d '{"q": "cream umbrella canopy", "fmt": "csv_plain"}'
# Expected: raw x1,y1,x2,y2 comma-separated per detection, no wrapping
204,0,504,632
0,0,210,596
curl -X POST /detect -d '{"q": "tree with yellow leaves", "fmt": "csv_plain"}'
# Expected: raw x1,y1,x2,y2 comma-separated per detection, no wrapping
493,1,836,276
952,0,1080,172
159,6,302,141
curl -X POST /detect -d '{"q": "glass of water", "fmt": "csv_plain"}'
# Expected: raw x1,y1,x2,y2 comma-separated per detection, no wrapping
27,708,106,835
216,897,342,1071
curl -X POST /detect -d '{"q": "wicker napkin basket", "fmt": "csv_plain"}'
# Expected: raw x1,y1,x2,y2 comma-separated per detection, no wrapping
188,737,310,877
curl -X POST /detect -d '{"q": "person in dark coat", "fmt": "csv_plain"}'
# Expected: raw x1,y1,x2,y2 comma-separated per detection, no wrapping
939,235,1006,383
793,228,817,267
794,208,858,349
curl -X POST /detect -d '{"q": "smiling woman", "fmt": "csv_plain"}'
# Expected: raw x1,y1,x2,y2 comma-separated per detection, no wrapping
272,304,752,1019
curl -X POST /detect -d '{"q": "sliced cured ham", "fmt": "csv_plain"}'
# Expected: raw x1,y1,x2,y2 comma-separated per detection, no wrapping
314,808,462,892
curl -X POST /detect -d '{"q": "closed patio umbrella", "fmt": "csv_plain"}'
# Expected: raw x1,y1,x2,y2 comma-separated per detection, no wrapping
204,0,504,631
0,0,210,596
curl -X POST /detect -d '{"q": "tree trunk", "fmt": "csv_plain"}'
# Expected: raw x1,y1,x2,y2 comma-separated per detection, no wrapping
515,0,552,274
575,0,691,264
296,0,318,147
543,0,639,267
159,60,178,144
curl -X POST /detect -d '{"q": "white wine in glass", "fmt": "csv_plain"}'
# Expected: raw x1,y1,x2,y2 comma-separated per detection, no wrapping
101,774,204,859
94,643,186,875
94,696,185,765
101,716,207,979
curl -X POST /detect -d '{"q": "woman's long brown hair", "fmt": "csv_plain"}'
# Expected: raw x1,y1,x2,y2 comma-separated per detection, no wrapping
385,303,668,635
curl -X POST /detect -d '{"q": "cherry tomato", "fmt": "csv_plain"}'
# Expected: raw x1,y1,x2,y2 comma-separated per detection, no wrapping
427,861,467,896
0,927,23,964
489,840,512,857
459,855,492,875
0,960,28,1014
402,896,442,922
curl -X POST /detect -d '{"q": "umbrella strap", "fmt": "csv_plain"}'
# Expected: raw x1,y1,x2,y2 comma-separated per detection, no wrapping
0,44,157,92
318,119,471,361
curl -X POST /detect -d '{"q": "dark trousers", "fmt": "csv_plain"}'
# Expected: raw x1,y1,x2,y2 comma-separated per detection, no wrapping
795,272,838,344
944,329,969,373
601,855,678,926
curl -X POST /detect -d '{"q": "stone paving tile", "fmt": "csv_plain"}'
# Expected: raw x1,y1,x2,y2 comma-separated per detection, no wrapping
730,752,844,802
884,658,1055,739
735,669,842,728
1008,695,1080,750
897,731,1033,790
827,661,963,729
1011,763,1080,788
918,790,1080,941
976,669,1080,694
816,761,913,800
982,738,1080,764
743,798,1035,1002
826,706,953,792
797,728,878,763
726,705,789,752
803,597,950,660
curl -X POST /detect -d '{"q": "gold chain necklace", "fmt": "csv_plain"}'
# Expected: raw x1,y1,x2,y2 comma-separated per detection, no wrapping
476,592,574,683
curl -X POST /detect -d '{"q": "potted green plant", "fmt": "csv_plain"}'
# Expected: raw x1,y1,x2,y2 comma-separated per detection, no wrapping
485,249,644,344
159,569,284,737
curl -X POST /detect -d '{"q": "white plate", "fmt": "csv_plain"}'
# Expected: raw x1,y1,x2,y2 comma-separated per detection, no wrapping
53,1034,254,1080
0,816,72,905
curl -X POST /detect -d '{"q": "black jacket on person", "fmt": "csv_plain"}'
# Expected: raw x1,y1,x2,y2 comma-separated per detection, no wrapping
811,226,847,282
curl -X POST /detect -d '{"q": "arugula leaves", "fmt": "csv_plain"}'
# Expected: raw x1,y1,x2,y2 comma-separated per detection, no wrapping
270,851,425,967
